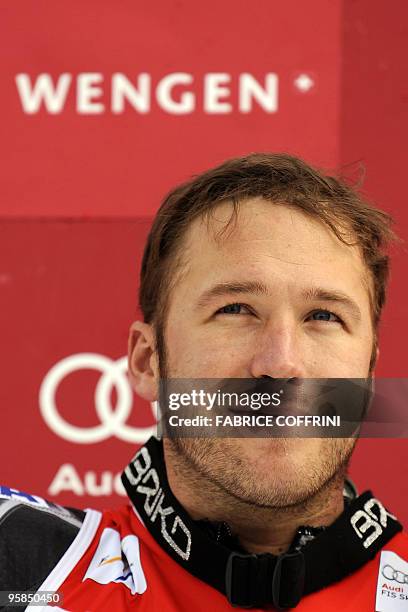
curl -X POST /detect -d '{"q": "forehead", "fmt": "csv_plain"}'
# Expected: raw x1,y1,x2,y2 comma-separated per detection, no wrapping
181,198,365,273
167,198,373,317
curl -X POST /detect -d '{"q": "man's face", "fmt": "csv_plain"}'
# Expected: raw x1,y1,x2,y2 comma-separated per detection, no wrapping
159,198,375,507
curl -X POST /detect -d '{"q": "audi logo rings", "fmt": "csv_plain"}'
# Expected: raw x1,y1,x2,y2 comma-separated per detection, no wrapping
39,353,158,444
382,564,408,584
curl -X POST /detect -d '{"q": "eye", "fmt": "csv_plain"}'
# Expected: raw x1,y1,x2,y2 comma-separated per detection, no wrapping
216,303,252,315
308,309,342,323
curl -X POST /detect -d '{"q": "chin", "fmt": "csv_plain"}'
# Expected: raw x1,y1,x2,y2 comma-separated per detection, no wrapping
233,436,324,466
227,438,327,506
174,436,346,509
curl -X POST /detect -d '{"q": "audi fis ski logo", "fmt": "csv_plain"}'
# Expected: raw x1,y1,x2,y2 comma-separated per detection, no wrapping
376,551,408,606
351,498,396,549
382,565,408,584
39,353,158,444
125,446,192,561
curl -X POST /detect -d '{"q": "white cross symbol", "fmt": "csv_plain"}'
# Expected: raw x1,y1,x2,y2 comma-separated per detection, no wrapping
294,74,315,92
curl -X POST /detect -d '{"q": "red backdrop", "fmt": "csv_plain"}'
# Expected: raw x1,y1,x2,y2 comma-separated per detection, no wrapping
1,1,407,523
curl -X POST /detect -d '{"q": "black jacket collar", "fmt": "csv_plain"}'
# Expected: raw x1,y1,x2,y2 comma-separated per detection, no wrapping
122,437,402,609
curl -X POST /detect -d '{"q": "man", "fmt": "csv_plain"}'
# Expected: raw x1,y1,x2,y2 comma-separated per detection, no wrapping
1,153,407,611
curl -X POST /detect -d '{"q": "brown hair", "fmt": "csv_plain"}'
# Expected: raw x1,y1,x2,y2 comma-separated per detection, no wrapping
140,153,397,358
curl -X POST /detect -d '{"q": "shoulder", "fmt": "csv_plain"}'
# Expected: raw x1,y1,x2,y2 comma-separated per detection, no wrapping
0,485,85,592
387,529,408,554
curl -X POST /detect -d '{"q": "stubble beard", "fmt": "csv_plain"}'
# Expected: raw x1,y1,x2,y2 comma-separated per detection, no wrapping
168,436,356,509
157,326,358,510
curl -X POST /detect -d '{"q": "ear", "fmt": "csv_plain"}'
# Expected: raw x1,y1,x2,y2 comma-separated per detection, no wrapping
371,345,380,378
128,320,159,402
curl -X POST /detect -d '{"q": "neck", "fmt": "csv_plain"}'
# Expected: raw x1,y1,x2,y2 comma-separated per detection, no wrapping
163,441,346,555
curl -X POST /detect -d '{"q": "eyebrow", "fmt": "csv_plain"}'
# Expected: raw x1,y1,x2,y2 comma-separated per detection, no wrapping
196,281,362,321
196,281,269,308
301,287,362,321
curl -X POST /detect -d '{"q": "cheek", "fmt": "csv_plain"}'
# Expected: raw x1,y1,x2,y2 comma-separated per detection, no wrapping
310,336,373,377
166,326,250,377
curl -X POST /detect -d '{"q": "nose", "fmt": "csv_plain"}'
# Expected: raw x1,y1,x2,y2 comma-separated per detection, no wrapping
249,321,306,379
